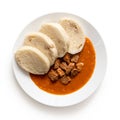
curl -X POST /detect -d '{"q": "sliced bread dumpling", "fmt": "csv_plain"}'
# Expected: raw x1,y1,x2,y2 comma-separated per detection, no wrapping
40,23,69,57
24,32,58,65
15,46,50,75
59,18,85,54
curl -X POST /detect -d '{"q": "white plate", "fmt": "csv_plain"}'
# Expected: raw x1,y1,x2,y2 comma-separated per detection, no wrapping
12,12,107,107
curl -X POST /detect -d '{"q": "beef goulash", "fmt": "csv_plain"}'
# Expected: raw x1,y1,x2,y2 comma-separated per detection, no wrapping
15,17,96,95
30,38,95,94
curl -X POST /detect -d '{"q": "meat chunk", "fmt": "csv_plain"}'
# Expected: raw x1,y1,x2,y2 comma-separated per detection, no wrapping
60,62,68,71
71,54,79,63
66,62,75,75
56,68,65,77
63,53,71,64
53,59,60,69
71,68,79,77
48,69,59,82
76,62,84,72
60,75,71,85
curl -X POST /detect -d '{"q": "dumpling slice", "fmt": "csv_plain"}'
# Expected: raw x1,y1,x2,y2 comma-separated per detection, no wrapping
40,23,69,57
59,18,85,54
15,46,50,75
24,32,58,65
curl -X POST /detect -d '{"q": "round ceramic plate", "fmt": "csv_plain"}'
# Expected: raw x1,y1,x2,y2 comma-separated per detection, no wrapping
12,12,107,107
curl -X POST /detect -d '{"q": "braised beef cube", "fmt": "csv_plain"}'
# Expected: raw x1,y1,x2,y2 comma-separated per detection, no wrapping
56,68,65,77
60,75,71,85
60,62,68,71
54,59,61,69
76,62,84,72
66,62,75,75
71,68,79,77
48,69,59,82
63,53,71,64
71,54,79,63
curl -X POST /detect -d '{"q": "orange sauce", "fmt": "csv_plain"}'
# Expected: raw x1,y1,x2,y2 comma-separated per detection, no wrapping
30,38,96,95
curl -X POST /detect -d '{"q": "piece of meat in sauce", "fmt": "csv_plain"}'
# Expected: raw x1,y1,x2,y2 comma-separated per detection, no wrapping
71,68,79,77
63,53,71,64
71,54,79,63
76,62,84,72
60,75,71,85
53,59,61,69
48,69,59,82
66,62,75,75
60,62,68,71
56,68,65,77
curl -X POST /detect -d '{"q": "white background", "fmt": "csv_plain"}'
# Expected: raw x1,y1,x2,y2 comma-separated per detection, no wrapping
0,0,119,120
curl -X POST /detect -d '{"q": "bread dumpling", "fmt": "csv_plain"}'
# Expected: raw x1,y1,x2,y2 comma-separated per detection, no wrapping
24,32,58,65
40,23,69,57
59,18,85,54
15,46,50,75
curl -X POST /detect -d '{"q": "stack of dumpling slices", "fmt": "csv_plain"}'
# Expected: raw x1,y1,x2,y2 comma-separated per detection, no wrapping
15,18,85,75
